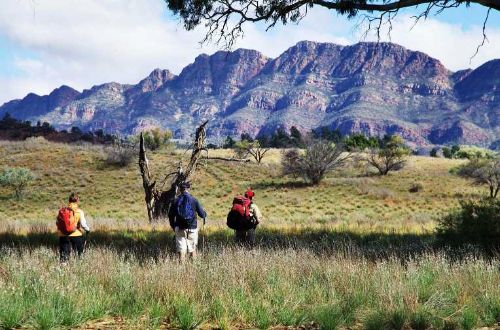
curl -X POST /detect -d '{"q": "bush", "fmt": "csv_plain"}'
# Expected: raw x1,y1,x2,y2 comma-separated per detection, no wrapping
282,138,349,185
409,182,424,193
104,144,136,167
455,156,499,198
0,167,36,199
366,135,410,175
134,128,172,151
437,198,500,250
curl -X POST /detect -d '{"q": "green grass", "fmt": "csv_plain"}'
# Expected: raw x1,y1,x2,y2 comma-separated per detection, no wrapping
1,248,498,329
0,139,498,329
0,139,484,234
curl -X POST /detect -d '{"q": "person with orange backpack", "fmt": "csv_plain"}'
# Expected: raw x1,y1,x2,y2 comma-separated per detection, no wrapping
227,188,262,247
56,192,90,262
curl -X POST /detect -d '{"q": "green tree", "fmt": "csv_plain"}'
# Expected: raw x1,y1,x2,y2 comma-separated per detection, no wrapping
429,147,439,157
240,133,254,142
290,126,304,148
456,156,500,198
366,135,410,175
344,133,380,151
271,128,292,148
223,136,235,148
0,167,36,200
233,139,251,158
141,128,173,151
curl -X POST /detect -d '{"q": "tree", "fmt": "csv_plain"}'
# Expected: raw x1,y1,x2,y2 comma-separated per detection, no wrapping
233,139,251,158
140,128,173,151
271,127,292,148
139,122,208,222
166,0,498,49
223,136,236,148
290,126,304,148
429,147,439,157
0,167,36,200
456,156,499,198
313,126,343,143
344,133,380,151
282,138,350,185
366,135,410,175
240,132,254,142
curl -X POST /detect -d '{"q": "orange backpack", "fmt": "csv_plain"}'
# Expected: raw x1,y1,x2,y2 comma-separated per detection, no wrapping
56,207,77,235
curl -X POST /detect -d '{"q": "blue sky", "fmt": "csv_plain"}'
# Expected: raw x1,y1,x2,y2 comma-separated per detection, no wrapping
0,0,498,104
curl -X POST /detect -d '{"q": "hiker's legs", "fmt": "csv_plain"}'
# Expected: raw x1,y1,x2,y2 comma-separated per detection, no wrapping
59,236,71,262
235,230,247,245
186,229,198,260
247,228,256,247
70,236,84,258
175,230,187,262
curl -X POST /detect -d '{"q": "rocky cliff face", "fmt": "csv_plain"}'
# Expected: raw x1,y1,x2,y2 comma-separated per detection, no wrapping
0,41,498,148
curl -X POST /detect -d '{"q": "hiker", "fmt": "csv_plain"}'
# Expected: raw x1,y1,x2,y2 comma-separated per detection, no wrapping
56,192,90,262
233,188,262,247
168,182,207,261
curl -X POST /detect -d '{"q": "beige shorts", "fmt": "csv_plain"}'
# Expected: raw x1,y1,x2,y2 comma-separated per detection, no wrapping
175,227,198,253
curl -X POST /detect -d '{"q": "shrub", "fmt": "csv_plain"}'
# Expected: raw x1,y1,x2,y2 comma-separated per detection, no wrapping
234,140,270,163
409,182,424,193
104,143,136,167
366,135,410,175
437,198,500,249
134,128,172,151
429,147,439,157
0,167,36,199
282,138,349,185
455,156,499,198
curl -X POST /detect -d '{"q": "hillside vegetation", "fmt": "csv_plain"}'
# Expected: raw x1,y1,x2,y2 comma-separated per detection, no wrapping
0,138,482,233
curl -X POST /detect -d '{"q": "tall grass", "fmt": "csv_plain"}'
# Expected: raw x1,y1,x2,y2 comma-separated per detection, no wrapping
0,247,498,329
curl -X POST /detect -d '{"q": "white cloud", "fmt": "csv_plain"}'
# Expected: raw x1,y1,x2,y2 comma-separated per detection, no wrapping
356,14,500,71
0,0,498,104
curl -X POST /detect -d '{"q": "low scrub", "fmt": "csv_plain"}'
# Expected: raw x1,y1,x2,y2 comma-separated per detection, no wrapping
437,198,500,250
0,167,36,200
103,144,136,167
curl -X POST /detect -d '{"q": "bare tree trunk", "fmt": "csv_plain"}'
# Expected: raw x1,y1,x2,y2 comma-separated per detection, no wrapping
139,121,208,222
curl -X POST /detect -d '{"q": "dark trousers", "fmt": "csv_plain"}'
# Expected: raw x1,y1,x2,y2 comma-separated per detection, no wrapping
59,236,84,262
235,228,256,247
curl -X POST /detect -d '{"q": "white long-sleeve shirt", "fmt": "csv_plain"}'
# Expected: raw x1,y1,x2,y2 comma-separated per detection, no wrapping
77,209,90,232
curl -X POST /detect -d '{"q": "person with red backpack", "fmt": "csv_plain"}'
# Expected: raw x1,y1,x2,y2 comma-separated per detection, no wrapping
57,192,90,262
168,182,207,262
227,188,262,247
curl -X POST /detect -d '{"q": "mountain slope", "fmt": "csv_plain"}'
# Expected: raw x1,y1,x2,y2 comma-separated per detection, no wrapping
0,41,498,148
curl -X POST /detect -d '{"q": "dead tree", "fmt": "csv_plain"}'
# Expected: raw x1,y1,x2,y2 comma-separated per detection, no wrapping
139,121,208,222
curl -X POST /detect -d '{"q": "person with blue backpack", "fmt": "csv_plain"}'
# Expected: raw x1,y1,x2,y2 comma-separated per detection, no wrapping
168,182,207,261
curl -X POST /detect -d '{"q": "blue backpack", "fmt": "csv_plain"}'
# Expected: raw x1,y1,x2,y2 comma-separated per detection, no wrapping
176,194,195,221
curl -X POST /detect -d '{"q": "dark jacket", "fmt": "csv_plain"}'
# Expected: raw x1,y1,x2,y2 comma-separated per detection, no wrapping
168,192,207,230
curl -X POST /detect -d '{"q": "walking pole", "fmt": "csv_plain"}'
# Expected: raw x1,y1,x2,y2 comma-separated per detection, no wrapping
84,231,89,252
202,217,206,254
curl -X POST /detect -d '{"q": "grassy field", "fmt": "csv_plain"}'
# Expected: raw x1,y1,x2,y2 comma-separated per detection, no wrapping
0,138,498,329
0,138,484,232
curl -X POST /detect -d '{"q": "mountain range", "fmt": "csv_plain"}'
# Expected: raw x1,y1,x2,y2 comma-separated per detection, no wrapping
1,41,498,149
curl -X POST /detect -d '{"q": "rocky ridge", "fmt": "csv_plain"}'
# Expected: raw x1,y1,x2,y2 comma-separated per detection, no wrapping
0,41,498,148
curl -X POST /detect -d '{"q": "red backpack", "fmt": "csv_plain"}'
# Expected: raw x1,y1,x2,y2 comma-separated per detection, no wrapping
56,207,77,235
227,196,254,230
